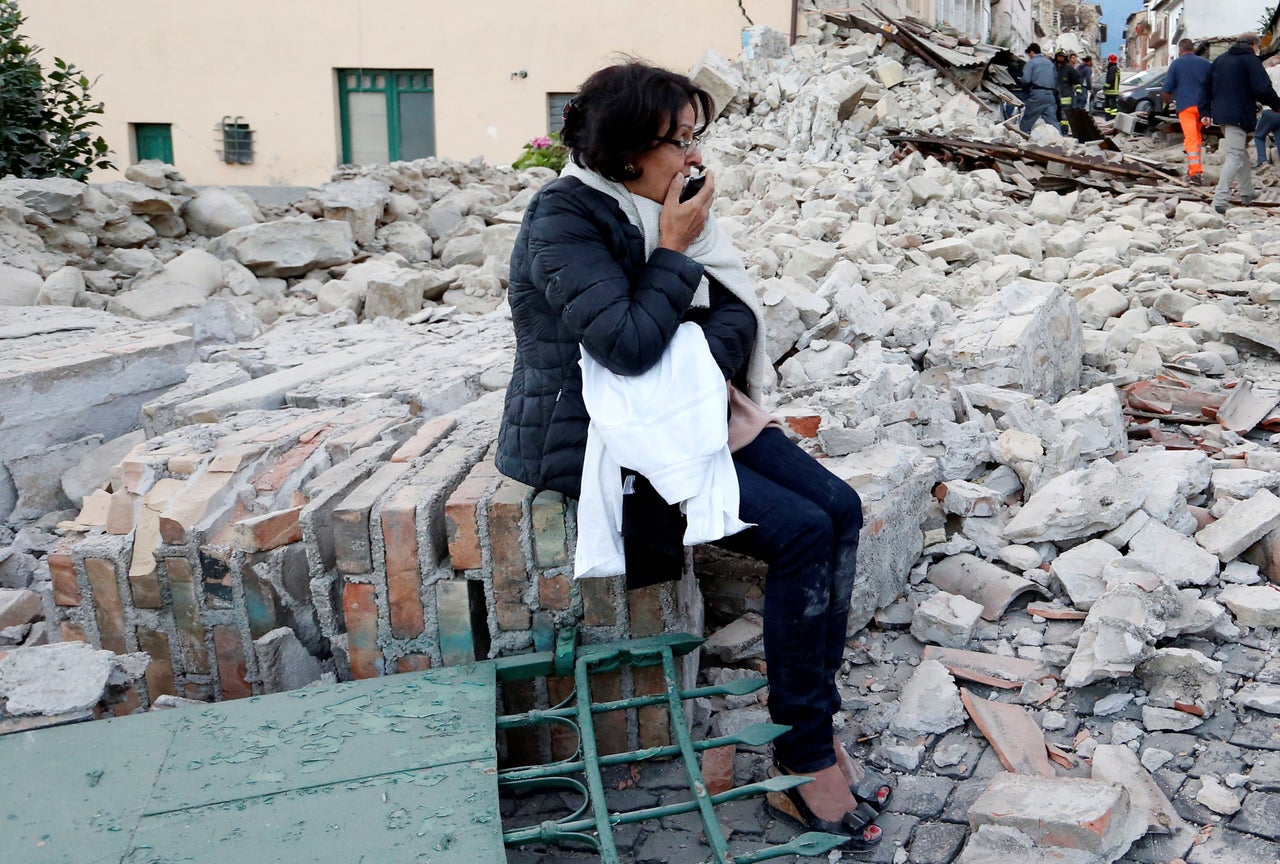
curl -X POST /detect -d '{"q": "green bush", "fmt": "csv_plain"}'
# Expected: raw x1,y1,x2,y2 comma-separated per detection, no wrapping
0,0,112,180
512,133,568,173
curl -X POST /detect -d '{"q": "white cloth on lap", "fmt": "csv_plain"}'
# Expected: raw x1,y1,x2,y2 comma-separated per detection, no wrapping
574,322,752,579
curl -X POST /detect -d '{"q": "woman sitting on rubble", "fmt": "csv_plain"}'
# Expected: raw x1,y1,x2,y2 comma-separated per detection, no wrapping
494,59,891,853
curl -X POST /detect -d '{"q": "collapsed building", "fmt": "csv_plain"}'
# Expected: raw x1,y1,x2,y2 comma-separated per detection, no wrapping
4,10,1280,864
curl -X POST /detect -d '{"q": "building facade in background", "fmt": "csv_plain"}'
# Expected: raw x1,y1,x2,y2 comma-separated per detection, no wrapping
19,0,793,186
1124,0,1264,71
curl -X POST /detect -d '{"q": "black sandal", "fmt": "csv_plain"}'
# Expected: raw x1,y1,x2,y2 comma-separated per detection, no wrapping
850,770,894,813
837,741,894,812
765,766,882,854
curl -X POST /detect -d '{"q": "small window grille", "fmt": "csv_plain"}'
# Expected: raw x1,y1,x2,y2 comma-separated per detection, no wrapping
218,116,254,164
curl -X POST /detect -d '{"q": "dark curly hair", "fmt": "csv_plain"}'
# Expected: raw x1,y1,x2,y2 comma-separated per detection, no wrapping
561,60,713,183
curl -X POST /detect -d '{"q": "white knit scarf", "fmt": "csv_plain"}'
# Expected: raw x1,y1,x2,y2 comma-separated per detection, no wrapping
560,161,775,401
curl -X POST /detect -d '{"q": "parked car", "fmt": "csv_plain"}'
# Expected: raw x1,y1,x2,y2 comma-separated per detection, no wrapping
1117,67,1169,115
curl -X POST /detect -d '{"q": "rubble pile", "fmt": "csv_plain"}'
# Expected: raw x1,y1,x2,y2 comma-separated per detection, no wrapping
3,10,1280,864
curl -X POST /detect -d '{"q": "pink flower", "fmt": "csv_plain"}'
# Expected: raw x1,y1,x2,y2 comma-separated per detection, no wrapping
530,136,553,150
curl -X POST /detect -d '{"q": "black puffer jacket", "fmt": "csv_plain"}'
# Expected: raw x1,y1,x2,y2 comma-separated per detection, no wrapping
496,175,755,499
1199,42,1280,132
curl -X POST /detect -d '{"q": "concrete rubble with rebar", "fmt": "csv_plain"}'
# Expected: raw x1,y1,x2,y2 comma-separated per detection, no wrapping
4,12,1280,864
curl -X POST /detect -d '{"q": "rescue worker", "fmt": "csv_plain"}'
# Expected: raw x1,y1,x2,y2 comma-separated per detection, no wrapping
1054,50,1082,133
1069,53,1086,109
1161,38,1211,184
1104,54,1122,119
1079,57,1095,112
1020,43,1059,133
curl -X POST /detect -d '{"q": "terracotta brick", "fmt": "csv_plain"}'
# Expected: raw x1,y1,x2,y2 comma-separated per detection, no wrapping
783,414,821,438
332,462,410,575
241,556,281,639
539,572,572,611
48,548,82,606
343,581,383,679
628,584,665,637
436,579,488,665
530,490,569,567
166,453,206,476
581,577,619,627
444,473,491,571
183,681,215,702
105,490,136,535
158,468,238,544
382,485,425,639
589,669,628,756
112,686,142,717
212,624,252,699
489,479,531,631
250,433,329,495
233,507,303,552
60,621,88,643
395,654,433,673
390,415,457,462
166,557,211,675
633,664,671,749
84,557,127,654
129,478,184,610
136,627,176,700
76,489,111,527
499,678,540,767
701,745,737,796
327,417,403,461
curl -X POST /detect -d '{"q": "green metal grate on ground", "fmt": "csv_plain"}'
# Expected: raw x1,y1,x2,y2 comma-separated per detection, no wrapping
2,633,842,863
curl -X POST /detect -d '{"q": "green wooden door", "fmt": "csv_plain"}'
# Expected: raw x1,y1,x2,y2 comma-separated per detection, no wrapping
134,123,173,164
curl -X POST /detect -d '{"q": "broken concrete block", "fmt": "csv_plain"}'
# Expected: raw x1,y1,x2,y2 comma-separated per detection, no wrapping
35,266,85,307
254,626,322,693
1053,385,1125,459
690,50,745,118
1196,775,1242,815
1234,682,1280,714
0,641,148,716
1090,744,1185,836
1050,539,1122,610
1196,488,1280,561
910,591,983,648
61,430,146,507
1142,705,1202,732
0,588,42,629
968,773,1145,861
182,187,261,237
211,218,355,277
701,612,765,663
5,435,103,521
955,825,1102,864
1127,519,1219,587
889,658,965,736
1219,584,1280,628
315,177,390,245
926,279,1083,401
1137,648,1222,713
938,479,1001,517
1004,459,1149,544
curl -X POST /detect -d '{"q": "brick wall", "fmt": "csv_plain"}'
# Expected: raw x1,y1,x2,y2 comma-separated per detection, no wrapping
49,389,705,755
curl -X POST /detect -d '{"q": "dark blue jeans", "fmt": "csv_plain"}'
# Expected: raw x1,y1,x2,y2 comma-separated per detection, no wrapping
712,428,864,773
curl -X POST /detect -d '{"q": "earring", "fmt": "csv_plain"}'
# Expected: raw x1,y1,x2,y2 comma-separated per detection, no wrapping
624,164,636,173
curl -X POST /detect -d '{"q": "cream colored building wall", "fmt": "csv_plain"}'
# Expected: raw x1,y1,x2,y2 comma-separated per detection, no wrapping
20,0,794,186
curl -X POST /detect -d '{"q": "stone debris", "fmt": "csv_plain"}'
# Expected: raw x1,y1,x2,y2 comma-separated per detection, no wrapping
2,11,1280,863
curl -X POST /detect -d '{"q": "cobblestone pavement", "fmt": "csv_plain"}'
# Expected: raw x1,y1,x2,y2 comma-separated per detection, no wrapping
501,621,1280,864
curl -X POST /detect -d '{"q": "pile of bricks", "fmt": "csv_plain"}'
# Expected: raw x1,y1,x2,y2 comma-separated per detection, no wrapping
47,385,697,756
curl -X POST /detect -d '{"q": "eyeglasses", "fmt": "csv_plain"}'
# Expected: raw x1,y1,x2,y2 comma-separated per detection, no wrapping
657,135,703,151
